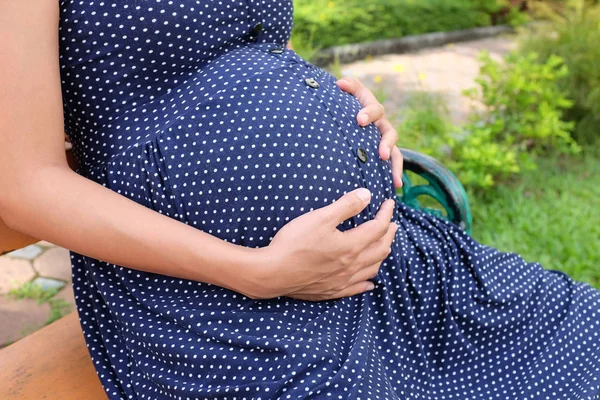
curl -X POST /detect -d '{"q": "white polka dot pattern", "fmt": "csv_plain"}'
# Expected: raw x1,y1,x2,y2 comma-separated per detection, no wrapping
58,1,600,399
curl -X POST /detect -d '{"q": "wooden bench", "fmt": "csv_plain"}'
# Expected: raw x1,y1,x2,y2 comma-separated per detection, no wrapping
0,221,107,398
0,312,106,399
0,148,471,399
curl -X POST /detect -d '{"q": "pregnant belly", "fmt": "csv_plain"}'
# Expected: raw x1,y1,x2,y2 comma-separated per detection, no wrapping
90,44,396,247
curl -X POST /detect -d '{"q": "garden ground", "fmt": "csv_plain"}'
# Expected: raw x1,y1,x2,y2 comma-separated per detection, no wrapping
339,35,516,124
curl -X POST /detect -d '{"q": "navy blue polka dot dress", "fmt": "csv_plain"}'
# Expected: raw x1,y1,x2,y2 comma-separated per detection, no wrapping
57,1,600,399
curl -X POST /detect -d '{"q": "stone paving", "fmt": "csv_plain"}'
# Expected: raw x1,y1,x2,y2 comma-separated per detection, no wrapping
0,242,74,348
0,35,515,349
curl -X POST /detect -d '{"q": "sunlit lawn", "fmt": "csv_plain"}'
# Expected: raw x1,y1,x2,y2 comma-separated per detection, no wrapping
470,149,600,288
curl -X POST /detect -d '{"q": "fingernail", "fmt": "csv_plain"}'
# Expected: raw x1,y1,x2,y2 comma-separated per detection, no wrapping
366,282,375,291
355,188,371,203
358,113,369,125
397,176,403,187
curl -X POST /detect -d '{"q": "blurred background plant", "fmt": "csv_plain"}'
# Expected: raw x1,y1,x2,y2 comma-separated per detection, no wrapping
291,0,519,57
399,51,579,189
521,0,600,143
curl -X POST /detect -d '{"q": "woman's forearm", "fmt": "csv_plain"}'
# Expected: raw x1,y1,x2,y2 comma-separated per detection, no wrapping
0,0,263,294
0,2,309,299
1,164,262,292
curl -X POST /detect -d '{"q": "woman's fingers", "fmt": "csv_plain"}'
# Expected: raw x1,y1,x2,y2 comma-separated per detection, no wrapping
291,215,397,300
373,116,402,188
310,223,396,301
337,76,403,187
357,103,385,127
328,281,376,300
317,188,372,227
350,262,382,284
373,117,403,187
293,258,384,300
390,146,404,188
293,280,376,302
337,77,385,127
343,199,396,251
375,117,398,161
336,76,378,107
354,222,397,268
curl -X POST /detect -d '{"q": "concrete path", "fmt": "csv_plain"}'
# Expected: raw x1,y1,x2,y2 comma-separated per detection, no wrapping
0,243,74,347
340,36,515,124
0,35,516,348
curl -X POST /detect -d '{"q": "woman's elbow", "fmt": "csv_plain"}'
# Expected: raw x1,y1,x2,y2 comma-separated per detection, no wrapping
0,186,27,230
0,166,51,230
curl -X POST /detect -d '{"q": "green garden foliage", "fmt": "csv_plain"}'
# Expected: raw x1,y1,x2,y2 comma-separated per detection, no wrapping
292,0,508,50
400,51,578,189
399,91,522,189
522,0,600,143
465,52,578,157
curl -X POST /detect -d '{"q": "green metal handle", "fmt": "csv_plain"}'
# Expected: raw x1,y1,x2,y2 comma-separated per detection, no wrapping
397,148,473,234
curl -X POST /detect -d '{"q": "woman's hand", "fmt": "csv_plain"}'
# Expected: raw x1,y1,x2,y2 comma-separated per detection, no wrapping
238,189,398,302
336,77,404,189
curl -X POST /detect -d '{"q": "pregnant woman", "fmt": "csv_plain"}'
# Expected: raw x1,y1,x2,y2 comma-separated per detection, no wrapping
1,1,599,399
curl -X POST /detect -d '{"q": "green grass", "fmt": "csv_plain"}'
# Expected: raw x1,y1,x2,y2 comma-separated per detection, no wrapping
46,298,72,324
9,281,60,303
470,149,600,287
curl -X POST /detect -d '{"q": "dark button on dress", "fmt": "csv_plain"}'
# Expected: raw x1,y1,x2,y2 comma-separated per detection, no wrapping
57,1,600,399
357,148,369,163
248,22,263,42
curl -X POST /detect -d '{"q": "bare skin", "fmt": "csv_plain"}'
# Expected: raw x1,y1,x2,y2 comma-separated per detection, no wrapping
0,0,400,302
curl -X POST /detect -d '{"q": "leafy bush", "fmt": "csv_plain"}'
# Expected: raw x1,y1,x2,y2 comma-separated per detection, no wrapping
441,122,522,188
399,92,522,189
400,51,578,189
465,52,578,156
521,0,600,143
292,0,508,50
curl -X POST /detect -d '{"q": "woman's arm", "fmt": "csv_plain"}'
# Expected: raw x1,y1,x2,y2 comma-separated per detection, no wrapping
0,142,84,256
0,2,247,289
0,0,396,301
